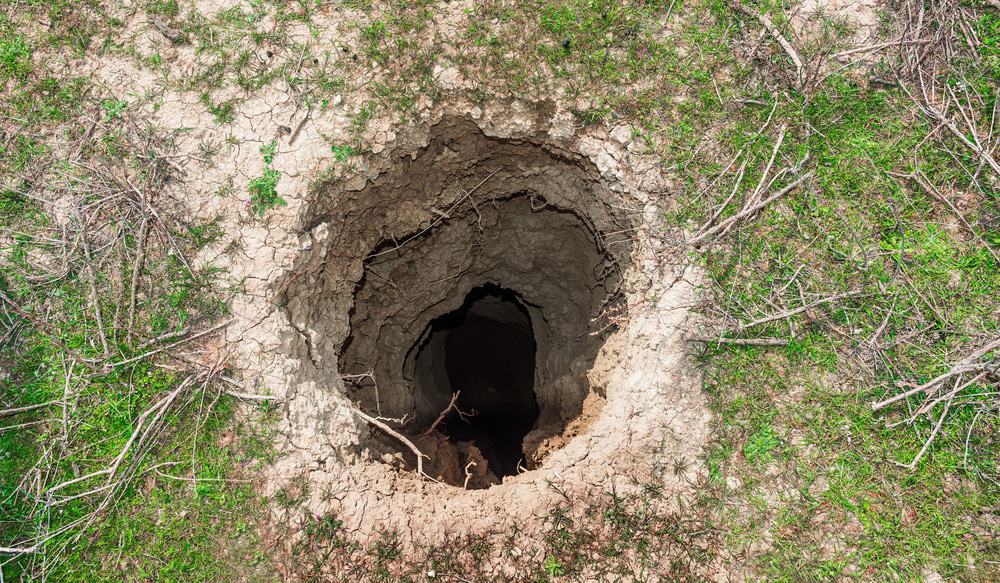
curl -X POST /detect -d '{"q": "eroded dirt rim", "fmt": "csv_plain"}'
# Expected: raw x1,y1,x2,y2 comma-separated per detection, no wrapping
292,116,640,488
240,104,710,550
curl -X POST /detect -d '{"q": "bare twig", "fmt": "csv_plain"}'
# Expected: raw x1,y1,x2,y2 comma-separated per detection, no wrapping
686,336,789,346
730,2,804,88
79,227,110,357
735,290,862,333
366,168,501,260
354,410,427,478
126,214,150,346
422,391,462,436
893,390,953,470
0,400,61,420
0,545,38,555
872,338,1000,411
903,171,1000,262
101,319,232,369
689,171,813,248
463,461,476,490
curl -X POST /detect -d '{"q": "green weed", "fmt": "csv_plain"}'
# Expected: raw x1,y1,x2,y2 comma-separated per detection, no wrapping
0,33,31,81
247,140,284,217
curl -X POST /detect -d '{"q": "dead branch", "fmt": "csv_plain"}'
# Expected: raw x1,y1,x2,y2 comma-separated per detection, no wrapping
354,409,427,478
79,218,110,357
423,391,462,436
730,2,804,88
0,400,61,420
100,319,232,369
893,389,953,470
871,338,1000,411
125,214,150,346
686,336,789,346
830,39,930,60
0,545,38,555
902,171,1000,263
222,388,281,403
0,420,48,433
463,461,476,490
688,170,814,248
735,290,862,333
366,168,501,261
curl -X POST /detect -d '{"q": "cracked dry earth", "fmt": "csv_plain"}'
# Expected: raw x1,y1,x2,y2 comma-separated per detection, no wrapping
169,100,715,570
88,16,713,565
250,105,711,549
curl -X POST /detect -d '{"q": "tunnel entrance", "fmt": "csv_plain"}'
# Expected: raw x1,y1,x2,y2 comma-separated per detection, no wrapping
414,285,539,481
282,116,648,490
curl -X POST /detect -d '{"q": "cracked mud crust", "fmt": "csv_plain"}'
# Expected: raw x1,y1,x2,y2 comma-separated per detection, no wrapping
215,102,710,548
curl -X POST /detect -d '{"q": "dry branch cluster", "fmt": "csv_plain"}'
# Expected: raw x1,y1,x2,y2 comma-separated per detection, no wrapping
867,0,999,468
693,1,999,473
0,105,250,571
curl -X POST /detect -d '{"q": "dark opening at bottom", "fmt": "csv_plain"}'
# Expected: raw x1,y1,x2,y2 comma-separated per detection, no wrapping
420,285,539,479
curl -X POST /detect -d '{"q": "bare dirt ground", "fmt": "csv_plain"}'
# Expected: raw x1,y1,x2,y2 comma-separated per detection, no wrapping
2,0,998,581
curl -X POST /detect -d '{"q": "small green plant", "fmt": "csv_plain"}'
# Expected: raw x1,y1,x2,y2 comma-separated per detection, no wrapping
101,99,128,120
147,0,180,17
361,19,388,62
260,139,277,164
543,555,566,577
349,102,376,135
200,93,236,124
0,34,32,81
248,168,282,216
743,424,782,463
331,143,356,161
247,140,284,216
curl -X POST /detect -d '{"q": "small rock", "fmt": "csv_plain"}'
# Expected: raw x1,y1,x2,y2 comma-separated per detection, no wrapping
432,64,462,90
150,15,184,43
610,124,633,145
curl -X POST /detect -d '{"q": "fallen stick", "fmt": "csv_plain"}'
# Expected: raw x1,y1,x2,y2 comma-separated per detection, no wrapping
101,319,232,369
366,168,501,261
907,171,1000,263
893,391,952,470
687,336,790,346
730,2,804,88
0,545,37,555
871,337,1000,411
463,461,476,490
223,389,281,402
0,400,61,420
355,410,427,478
734,290,861,333
422,391,461,436
79,225,110,357
830,39,930,60
215,374,281,402
688,171,813,248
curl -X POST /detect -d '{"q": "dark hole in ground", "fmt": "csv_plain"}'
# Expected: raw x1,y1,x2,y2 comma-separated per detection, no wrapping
416,284,539,480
